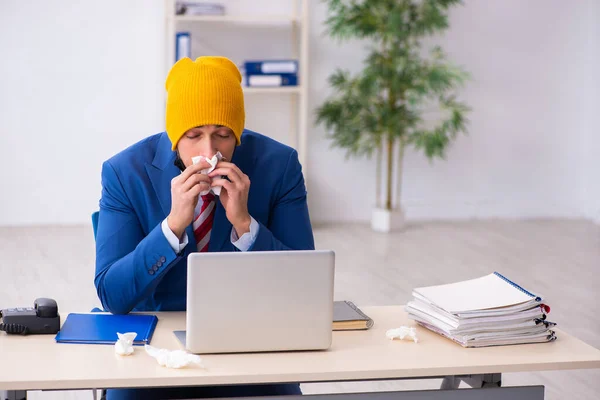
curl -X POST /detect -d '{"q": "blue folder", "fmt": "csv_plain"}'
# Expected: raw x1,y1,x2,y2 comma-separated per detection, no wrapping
55,313,158,345
246,73,298,87
244,60,298,75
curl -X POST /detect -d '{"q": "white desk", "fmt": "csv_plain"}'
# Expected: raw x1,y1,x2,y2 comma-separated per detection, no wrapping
1,306,599,399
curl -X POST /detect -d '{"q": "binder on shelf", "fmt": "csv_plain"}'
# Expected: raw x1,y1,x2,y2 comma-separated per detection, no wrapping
175,32,191,63
244,60,298,75
247,73,298,87
176,2,226,16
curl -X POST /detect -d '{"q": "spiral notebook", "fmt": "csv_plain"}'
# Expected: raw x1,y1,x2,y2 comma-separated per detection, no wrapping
407,273,555,347
55,313,158,345
413,272,543,314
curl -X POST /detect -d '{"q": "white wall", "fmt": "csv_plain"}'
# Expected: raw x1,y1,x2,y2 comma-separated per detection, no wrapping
583,0,600,223
0,0,165,225
0,0,598,225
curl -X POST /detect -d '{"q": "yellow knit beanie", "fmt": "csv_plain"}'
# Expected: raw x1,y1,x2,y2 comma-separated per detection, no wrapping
165,56,245,150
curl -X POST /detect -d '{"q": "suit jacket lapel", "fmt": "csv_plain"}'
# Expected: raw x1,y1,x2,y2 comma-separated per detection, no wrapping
145,134,196,255
146,133,178,218
145,163,176,219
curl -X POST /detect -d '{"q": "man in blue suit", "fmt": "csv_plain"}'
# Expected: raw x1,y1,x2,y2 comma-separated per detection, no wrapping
95,56,314,399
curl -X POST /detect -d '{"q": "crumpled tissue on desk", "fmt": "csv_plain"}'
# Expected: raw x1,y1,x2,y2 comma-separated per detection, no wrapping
115,332,137,356
145,344,204,369
386,326,419,343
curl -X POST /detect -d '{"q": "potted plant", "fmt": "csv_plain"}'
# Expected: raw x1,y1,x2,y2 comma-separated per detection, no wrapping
315,0,471,232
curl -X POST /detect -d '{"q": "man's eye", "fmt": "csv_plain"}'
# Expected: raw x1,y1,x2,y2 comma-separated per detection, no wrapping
186,135,200,139
217,133,230,139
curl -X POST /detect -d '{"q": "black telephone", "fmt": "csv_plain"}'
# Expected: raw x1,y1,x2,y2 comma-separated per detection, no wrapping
0,298,60,335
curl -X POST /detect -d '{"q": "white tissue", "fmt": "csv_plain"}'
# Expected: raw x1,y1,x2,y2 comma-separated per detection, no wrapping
144,344,203,369
115,332,137,355
386,326,419,343
191,151,223,196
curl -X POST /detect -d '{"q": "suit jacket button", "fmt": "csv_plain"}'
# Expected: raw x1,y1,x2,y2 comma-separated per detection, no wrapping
148,269,155,275
157,261,163,267
153,265,159,272
160,256,166,263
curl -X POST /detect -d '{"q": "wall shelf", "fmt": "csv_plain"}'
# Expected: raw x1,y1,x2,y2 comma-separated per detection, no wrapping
170,15,299,24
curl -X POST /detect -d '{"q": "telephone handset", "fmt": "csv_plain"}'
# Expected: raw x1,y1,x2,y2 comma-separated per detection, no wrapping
0,298,60,335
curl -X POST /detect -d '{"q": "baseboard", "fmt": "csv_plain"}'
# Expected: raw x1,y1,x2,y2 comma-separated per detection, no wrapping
403,199,584,220
311,198,587,224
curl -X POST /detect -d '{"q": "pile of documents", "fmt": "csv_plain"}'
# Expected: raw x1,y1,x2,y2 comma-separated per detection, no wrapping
406,272,557,348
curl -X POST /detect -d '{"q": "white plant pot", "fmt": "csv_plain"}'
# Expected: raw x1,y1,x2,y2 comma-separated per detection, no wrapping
371,207,406,233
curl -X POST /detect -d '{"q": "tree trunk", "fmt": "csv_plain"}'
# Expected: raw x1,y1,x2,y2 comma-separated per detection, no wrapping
376,143,382,208
385,135,394,210
396,140,405,210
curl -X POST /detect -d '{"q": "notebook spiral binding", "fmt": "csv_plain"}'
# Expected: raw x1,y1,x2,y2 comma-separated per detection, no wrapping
535,318,557,328
344,301,374,329
494,272,542,302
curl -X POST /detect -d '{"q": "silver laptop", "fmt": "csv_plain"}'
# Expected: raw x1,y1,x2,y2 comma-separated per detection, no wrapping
179,250,335,354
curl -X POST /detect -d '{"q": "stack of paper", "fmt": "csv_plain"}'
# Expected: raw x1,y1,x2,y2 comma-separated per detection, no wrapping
406,272,557,348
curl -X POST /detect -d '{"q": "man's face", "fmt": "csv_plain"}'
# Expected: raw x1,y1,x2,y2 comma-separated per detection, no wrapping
176,125,236,167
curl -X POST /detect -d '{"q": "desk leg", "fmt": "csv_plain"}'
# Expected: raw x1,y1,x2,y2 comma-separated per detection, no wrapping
441,373,502,390
464,373,502,388
440,376,460,390
1,390,27,400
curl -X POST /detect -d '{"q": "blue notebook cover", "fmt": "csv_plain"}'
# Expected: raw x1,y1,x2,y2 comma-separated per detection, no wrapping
54,313,158,345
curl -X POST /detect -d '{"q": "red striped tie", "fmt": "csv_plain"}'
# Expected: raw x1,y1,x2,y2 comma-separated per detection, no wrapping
193,193,216,252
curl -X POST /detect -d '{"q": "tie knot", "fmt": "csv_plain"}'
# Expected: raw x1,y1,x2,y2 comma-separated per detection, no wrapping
201,193,215,203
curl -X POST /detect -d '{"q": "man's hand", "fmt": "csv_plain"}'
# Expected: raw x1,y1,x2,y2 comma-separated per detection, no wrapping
167,159,212,239
209,161,251,237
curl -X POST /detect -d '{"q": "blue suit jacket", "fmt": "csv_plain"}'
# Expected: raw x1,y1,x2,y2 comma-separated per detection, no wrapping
94,130,315,314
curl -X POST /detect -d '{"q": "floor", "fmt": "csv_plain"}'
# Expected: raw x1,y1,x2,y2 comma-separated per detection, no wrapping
0,219,598,399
